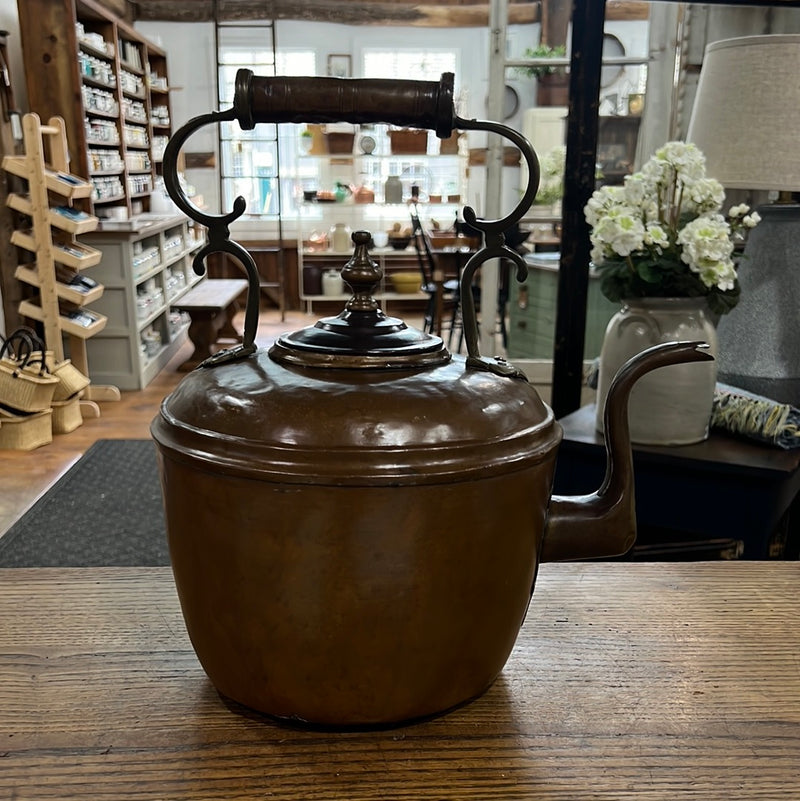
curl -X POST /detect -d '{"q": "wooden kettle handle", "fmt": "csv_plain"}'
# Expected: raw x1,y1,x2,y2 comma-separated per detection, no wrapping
232,69,455,137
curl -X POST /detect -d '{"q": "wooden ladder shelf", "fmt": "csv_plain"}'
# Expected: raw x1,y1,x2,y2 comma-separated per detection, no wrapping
2,112,120,416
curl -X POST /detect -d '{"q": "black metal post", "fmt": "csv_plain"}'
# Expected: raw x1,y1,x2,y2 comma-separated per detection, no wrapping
551,0,606,418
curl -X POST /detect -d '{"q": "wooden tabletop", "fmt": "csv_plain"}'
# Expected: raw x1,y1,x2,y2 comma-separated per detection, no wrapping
2,563,799,799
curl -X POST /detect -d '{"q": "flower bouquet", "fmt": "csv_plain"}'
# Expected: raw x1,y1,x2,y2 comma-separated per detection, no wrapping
584,140,760,317
586,141,761,445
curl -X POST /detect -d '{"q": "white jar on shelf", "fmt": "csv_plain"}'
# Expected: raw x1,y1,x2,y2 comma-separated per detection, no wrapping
322,269,344,297
330,222,351,252
384,175,403,204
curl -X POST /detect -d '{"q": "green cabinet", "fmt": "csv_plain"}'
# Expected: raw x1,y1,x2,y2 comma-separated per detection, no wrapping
507,253,618,360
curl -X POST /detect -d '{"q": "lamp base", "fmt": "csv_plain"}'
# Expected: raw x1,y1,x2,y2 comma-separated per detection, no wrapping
717,202,800,406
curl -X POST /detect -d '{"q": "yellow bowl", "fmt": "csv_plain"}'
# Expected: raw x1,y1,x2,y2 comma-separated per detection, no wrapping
390,271,421,294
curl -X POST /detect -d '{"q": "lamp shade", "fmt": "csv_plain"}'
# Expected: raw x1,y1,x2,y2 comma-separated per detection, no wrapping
687,34,800,405
686,34,800,192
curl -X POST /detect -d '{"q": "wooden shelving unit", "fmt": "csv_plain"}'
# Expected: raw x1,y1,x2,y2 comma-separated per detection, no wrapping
6,193,103,235
0,28,24,333
2,113,120,410
12,0,191,392
15,264,104,307
16,0,174,221
81,215,206,390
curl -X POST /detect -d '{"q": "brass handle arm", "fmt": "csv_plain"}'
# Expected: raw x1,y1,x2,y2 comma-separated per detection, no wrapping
162,73,544,374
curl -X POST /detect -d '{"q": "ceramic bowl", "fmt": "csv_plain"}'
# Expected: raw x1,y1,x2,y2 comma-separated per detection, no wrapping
390,271,421,293
388,235,412,251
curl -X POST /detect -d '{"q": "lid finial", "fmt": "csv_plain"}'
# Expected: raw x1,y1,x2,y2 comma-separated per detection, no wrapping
342,230,382,314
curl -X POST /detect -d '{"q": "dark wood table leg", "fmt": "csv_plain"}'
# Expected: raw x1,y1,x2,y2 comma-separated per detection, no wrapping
217,300,243,342
179,311,221,372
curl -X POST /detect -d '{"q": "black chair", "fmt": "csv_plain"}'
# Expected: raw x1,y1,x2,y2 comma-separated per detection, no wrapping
444,223,527,353
496,224,531,350
410,209,460,337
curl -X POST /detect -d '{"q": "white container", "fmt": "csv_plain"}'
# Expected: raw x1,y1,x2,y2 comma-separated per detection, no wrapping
595,297,718,446
384,175,403,204
322,269,344,297
330,222,351,252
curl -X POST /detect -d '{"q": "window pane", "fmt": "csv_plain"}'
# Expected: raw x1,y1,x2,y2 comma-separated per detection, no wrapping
221,176,278,216
217,40,315,218
362,50,457,83
217,42,460,221
277,52,316,75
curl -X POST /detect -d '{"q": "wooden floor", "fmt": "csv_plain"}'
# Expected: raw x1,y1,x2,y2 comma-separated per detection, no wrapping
0,307,315,537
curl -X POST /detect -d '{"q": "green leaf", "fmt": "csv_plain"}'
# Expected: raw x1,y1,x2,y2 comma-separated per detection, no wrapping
636,262,663,284
707,283,741,316
599,273,626,303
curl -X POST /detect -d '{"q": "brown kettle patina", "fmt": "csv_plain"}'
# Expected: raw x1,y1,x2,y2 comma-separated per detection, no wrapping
152,71,712,728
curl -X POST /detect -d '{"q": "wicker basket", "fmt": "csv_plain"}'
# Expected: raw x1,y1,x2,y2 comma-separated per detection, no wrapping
438,132,462,155
51,393,84,434
45,353,91,401
468,146,521,166
0,406,53,450
324,132,355,154
389,129,429,154
0,356,59,413
429,233,458,248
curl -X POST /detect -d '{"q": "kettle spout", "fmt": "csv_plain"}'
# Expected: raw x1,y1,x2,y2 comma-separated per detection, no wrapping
541,341,714,562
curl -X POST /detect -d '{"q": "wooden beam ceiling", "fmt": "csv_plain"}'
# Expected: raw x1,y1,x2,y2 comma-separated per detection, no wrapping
127,0,649,26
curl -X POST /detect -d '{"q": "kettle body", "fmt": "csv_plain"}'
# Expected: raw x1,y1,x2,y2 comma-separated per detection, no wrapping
153,350,557,726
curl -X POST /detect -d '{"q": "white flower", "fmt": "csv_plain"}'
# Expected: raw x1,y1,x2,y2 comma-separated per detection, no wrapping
590,206,646,258
622,172,650,207
653,141,706,182
583,139,759,312
644,222,669,250
583,185,625,227
540,145,566,180
677,214,736,289
702,260,738,292
534,145,566,206
684,177,725,215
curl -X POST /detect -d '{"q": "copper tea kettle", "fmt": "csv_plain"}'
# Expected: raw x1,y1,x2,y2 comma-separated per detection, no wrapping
152,71,711,728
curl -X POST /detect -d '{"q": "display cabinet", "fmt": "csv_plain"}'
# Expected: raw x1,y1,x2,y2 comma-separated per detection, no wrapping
80,215,204,390
295,143,468,312
297,204,460,314
299,245,425,314
17,0,174,221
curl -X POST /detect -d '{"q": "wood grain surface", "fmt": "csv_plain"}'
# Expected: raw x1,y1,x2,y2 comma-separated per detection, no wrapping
1,562,798,799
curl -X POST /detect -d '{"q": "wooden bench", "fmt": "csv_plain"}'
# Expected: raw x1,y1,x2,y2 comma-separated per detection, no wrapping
171,278,248,371
220,246,285,320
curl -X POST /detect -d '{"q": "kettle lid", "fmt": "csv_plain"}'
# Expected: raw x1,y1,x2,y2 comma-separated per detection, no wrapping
270,230,449,370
